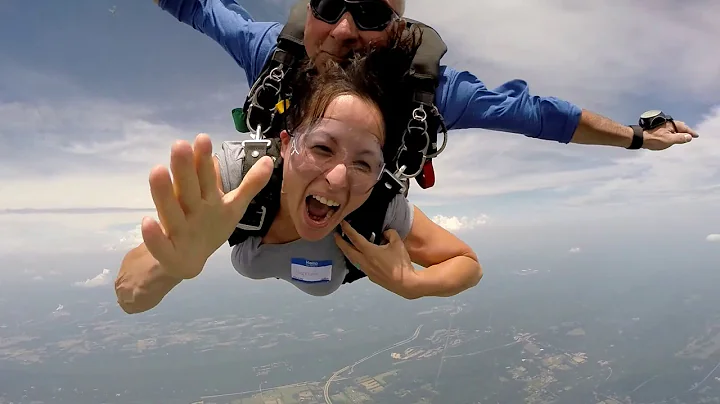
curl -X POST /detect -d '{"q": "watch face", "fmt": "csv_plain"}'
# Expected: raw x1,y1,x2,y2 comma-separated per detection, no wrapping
641,110,662,119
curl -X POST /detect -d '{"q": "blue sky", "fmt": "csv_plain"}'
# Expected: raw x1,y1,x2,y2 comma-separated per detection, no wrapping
1,0,719,284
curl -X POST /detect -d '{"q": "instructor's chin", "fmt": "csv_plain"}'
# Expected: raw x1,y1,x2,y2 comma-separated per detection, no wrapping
314,51,343,67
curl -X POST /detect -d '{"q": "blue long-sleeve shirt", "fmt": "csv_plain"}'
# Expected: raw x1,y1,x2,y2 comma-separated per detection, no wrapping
157,0,583,143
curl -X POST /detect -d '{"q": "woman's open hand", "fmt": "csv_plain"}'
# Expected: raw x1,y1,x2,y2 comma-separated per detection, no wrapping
141,134,273,280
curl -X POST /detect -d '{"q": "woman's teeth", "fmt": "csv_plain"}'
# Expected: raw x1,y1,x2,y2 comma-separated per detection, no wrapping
312,194,340,208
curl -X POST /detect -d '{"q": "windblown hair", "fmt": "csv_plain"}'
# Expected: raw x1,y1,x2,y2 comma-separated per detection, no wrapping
284,23,423,163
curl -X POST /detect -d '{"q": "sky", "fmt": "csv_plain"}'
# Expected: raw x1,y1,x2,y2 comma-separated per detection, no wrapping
1,0,719,286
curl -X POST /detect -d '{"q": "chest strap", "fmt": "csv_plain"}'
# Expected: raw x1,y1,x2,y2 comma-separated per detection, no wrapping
342,168,407,284
228,139,284,246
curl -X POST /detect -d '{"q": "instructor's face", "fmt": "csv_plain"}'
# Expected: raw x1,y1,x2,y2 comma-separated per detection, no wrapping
304,0,401,70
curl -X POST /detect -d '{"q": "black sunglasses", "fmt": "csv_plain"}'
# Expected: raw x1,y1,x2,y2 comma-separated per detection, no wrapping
310,0,399,31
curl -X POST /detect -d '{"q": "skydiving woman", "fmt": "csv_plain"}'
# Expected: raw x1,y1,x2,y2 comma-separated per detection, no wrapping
115,26,482,314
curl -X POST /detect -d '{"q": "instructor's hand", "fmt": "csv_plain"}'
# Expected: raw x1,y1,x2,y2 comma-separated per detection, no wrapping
334,221,421,299
644,119,699,151
142,133,273,280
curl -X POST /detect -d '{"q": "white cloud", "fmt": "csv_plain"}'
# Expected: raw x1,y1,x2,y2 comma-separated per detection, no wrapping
0,96,246,212
52,304,70,317
104,224,144,252
73,269,112,288
568,247,581,254
0,100,183,210
407,0,720,106
411,105,720,221
431,214,489,232
0,212,150,255
3,1,719,256
0,96,242,254
402,0,720,225
566,108,720,205
707,234,720,242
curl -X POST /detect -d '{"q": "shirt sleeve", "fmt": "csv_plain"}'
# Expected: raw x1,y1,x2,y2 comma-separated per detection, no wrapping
214,141,246,193
382,194,415,240
435,65,583,144
156,0,282,85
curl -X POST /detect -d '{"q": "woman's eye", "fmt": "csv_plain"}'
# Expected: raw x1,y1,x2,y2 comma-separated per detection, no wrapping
312,145,333,154
353,161,372,172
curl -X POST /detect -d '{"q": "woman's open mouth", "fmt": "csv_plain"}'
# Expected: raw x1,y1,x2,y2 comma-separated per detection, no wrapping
303,194,341,228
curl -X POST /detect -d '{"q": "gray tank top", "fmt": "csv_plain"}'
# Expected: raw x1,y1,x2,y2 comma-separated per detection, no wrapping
215,140,415,296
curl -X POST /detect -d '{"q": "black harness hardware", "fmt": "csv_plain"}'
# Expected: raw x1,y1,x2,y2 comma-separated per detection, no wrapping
228,138,285,247
227,0,449,284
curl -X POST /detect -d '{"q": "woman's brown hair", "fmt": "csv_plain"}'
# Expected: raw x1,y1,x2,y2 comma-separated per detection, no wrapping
284,24,423,162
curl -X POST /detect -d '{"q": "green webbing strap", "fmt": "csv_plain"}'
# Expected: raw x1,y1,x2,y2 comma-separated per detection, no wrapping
232,108,249,133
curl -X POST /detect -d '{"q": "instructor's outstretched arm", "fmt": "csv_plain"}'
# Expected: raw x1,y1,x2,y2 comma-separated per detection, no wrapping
569,109,698,150
152,0,279,81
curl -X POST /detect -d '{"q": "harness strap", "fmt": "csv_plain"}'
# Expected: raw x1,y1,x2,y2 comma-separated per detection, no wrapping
342,169,407,284
406,19,446,84
404,19,448,189
228,139,284,246
240,1,308,136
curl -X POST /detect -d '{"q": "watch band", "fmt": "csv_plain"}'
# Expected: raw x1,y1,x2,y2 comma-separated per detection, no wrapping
627,125,644,150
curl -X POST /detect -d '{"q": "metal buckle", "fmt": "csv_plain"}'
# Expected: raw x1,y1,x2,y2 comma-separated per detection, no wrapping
235,137,273,231
236,205,267,231
241,137,272,161
245,65,286,137
425,105,448,159
380,168,407,195
392,105,432,180
241,138,272,149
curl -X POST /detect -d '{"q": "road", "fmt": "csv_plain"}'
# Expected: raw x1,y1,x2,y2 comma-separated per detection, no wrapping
323,324,424,404
200,381,314,400
443,334,535,359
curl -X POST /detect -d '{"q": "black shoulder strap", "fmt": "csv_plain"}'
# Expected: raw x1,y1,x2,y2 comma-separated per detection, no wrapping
394,19,449,190
278,0,308,49
263,0,307,70
405,19,447,100
228,1,306,245
228,139,285,247
237,0,309,137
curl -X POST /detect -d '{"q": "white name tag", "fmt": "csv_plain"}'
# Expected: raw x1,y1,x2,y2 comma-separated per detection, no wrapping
291,258,332,283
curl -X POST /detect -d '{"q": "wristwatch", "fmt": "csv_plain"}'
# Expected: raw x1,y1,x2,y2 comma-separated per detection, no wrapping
627,110,674,150
639,110,674,131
